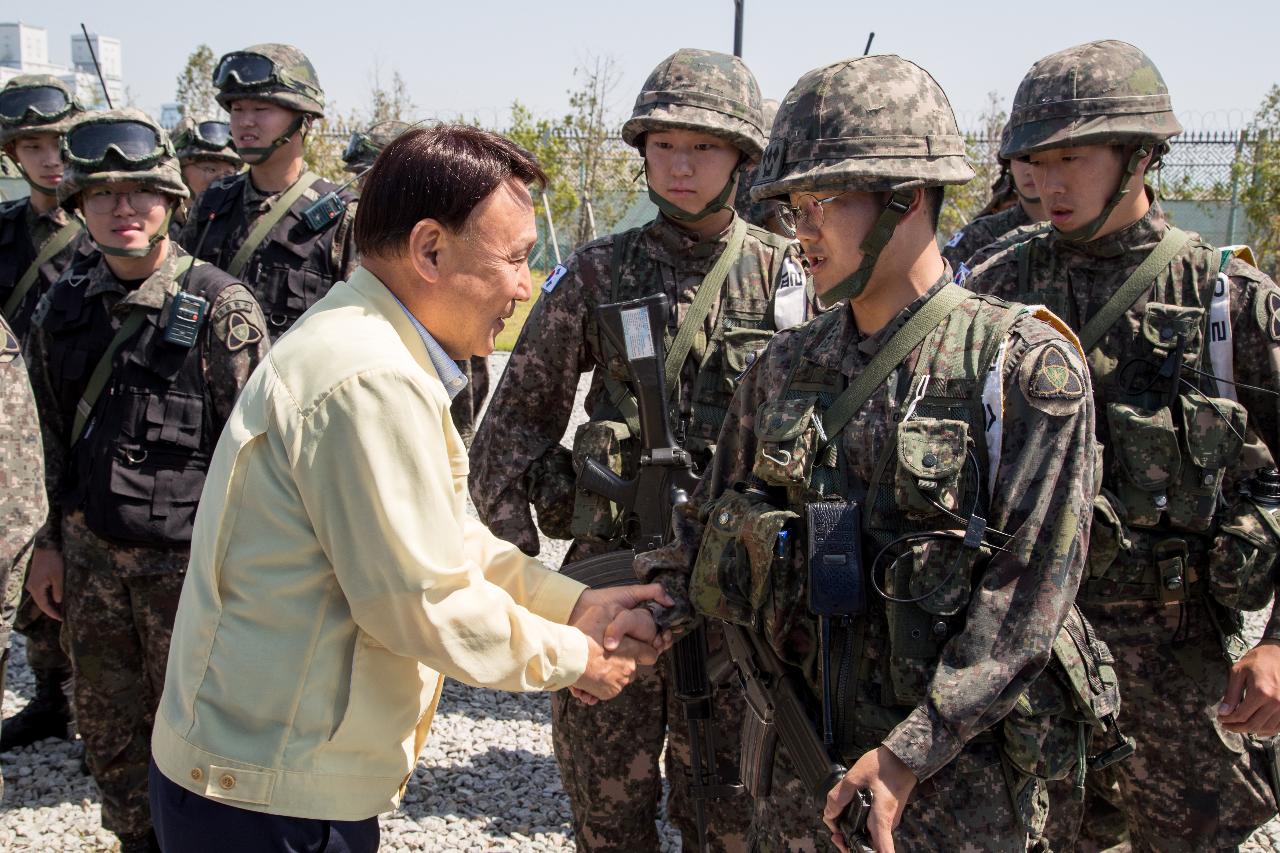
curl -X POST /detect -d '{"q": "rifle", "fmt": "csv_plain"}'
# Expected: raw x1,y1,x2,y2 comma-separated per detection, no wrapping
561,292,742,852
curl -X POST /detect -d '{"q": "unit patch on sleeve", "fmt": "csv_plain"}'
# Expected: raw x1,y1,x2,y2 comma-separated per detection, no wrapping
1256,289,1280,343
1026,343,1085,400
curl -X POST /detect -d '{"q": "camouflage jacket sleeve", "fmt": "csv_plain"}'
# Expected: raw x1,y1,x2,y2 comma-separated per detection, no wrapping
468,253,600,556
205,282,271,427
0,320,47,601
940,219,998,273
883,316,1096,780
23,322,64,550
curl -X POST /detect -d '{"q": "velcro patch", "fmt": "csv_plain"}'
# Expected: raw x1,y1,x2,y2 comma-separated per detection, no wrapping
944,229,965,248
542,264,568,294
1026,343,1085,400
0,327,19,364
759,139,785,182
1255,289,1280,343
221,311,264,352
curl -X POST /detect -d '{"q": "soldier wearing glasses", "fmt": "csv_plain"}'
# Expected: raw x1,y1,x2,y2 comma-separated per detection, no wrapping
169,115,242,238
179,43,357,341
22,109,268,853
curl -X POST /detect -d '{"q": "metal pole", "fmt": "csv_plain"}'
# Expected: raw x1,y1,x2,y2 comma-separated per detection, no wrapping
79,24,113,109
733,0,744,58
586,198,598,241
542,191,562,265
1226,129,1246,245
863,32,876,56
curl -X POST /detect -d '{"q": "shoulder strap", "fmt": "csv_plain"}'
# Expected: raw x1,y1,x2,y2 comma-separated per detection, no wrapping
820,282,971,442
1078,227,1192,352
664,216,748,391
4,219,82,318
227,172,321,278
71,256,194,445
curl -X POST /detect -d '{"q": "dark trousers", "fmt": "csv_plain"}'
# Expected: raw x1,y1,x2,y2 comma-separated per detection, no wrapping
149,761,380,853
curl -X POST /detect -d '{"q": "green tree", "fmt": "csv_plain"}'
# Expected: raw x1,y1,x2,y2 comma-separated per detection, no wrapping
1236,85,1280,275
175,44,219,118
505,100,578,239
366,67,415,124
562,55,633,246
938,91,1008,239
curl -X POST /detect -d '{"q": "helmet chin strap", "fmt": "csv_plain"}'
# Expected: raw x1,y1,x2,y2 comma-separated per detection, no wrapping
237,114,308,165
1056,143,1150,243
816,189,914,310
1015,188,1042,206
94,207,174,259
14,161,58,196
646,158,741,224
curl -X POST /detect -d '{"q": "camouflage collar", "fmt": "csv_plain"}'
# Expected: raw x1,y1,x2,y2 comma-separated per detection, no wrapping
243,172,288,212
804,275,949,374
86,245,185,311
1057,190,1164,260
647,212,736,262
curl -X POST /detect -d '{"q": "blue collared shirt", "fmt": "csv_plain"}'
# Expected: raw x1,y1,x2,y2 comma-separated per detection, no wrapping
392,296,468,401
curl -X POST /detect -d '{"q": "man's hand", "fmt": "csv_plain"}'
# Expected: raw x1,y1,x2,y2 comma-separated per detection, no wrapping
1219,640,1280,735
824,746,917,853
567,584,675,704
569,583,675,654
26,548,65,621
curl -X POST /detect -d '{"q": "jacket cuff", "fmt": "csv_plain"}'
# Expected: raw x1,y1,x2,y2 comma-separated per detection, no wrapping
34,516,61,550
526,566,588,625
881,705,961,782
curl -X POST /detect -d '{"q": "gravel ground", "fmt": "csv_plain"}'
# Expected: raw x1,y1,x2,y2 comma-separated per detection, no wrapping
2,351,1280,851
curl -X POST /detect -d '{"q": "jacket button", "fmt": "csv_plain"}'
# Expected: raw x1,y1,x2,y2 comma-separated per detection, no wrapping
933,621,948,637
922,453,938,468
190,768,203,782
219,774,236,790
1161,327,1174,340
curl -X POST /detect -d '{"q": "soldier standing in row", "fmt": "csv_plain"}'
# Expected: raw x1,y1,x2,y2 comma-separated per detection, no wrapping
341,118,492,445
169,114,242,238
21,110,269,852
471,49,809,852
638,54,1102,851
0,313,47,799
180,43,356,341
965,40,1280,851
0,74,89,754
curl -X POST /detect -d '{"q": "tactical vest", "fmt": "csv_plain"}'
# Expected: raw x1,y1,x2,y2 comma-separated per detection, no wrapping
1007,231,1250,603
185,172,354,338
40,251,238,546
692,293,1125,789
569,218,800,543
0,198,85,339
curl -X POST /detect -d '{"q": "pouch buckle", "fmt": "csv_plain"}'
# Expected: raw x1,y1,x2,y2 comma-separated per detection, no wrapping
1154,538,1190,603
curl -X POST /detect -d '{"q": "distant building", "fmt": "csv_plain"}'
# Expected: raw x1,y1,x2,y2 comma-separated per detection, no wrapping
160,102,183,130
0,22,124,110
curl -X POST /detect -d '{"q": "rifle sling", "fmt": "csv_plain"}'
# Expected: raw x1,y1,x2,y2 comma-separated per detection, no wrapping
71,256,195,445
1078,226,1191,352
227,171,321,278
4,218,82,318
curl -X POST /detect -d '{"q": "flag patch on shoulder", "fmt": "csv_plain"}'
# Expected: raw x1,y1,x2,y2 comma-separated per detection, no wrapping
542,264,569,294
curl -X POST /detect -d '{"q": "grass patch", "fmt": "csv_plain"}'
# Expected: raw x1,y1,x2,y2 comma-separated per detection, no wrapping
495,269,549,351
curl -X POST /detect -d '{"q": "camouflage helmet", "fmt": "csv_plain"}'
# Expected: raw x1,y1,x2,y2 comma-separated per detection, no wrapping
0,75,85,146
1001,40,1182,160
342,119,411,173
621,48,766,160
57,108,189,210
171,114,242,167
213,44,325,117
751,55,973,203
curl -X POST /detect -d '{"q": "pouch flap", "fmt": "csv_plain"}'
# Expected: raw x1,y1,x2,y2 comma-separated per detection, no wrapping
897,418,968,481
1106,403,1181,490
1141,303,1203,351
1180,394,1246,470
755,394,817,443
720,326,773,375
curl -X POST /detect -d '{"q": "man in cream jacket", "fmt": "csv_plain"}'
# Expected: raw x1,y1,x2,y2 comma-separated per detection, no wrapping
150,125,669,852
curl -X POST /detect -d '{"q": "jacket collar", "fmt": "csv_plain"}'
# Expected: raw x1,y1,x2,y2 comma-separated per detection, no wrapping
344,265,437,383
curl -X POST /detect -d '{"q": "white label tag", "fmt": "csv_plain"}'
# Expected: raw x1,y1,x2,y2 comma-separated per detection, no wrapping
621,307,655,360
1209,271,1235,401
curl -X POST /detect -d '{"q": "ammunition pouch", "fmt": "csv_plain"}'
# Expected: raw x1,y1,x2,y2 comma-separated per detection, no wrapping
751,394,821,487
1107,402,1182,529
525,445,576,541
1210,497,1280,612
894,418,970,520
686,323,773,457
569,419,634,543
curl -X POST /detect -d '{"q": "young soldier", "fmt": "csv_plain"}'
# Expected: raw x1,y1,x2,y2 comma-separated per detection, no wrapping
964,40,1280,851
169,114,241,238
941,138,1047,276
21,110,269,853
636,55,1102,852
180,43,356,341
0,73,89,753
470,49,809,852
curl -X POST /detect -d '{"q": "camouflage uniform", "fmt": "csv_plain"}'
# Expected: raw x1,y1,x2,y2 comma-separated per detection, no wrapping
940,202,1032,278
179,44,357,342
341,118,490,444
470,49,809,852
25,110,269,846
965,40,1280,851
636,55,1101,852
0,74,87,753
0,314,47,800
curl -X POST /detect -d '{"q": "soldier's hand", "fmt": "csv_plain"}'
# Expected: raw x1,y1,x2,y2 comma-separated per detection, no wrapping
26,547,65,621
569,604,663,703
1219,640,1280,736
570,584,675,653
824,746,916,853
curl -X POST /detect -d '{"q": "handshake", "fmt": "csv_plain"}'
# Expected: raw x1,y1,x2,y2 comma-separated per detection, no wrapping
566,583,674,705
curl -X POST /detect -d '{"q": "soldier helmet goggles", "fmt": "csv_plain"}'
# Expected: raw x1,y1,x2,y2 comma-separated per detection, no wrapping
177,120,232,151
0,85,75,124
213,51,322,101
65,120,166,169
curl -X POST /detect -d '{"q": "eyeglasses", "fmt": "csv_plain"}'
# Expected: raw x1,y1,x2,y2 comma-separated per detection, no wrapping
0,85,74,123
188,161,236,178
66,120,164,168
213,52,278,89
82,187,167,215
778,193,844,233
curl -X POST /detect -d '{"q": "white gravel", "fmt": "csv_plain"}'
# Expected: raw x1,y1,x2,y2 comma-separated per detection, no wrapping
3,352,1279,851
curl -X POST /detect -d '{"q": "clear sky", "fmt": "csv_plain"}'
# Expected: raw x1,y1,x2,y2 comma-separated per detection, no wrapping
22,0,1279,132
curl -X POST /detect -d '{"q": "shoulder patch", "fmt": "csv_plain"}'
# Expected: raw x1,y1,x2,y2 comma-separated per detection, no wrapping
0,326,19,364
1024,342,1086,401
944,229,966,248
542,264,569,294
954,261,971,284
1255,289,1280,343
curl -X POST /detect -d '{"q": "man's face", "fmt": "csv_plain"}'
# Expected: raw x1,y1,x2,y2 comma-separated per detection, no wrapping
182,158,237,196
644,128,741,217
11,132,63,192
787,189,883,300
1026,144,1124,233
80,180,173,252
228,99,300,157
1009,158,1040,203
435,178,537,358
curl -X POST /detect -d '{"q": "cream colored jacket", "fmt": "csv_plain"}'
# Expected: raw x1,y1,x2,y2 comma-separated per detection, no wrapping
153,267,588,819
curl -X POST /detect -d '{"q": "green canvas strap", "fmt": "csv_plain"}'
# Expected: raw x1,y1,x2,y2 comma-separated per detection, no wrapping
820,282,971,442
4,219,81,318
70,256,194,445
1078,226,1191,352
227,171,320,278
